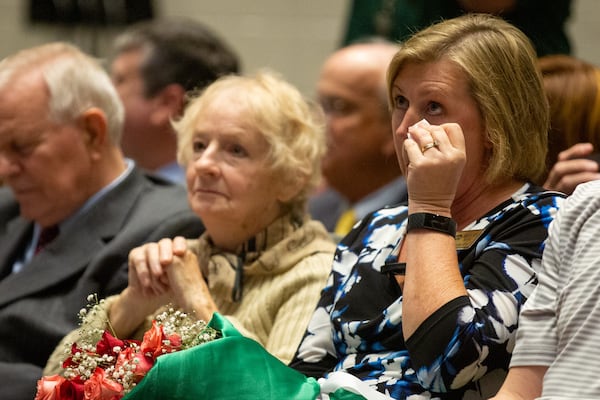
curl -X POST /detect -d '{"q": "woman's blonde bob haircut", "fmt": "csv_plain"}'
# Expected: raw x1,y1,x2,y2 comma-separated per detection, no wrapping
174,70,325,215
387,14,549,184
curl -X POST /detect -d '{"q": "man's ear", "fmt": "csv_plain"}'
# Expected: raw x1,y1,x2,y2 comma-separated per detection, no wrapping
150,84,186,125
79,107,108,160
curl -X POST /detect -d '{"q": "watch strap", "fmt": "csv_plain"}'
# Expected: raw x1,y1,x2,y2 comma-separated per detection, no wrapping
381,262,406,276
407,212,457,237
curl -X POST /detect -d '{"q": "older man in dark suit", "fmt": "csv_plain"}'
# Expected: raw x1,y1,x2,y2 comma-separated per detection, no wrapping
0,42,203,400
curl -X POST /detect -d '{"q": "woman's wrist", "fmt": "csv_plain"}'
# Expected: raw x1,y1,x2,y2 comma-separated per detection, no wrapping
179,290,218,322
109,288,157,337
408,202,452,218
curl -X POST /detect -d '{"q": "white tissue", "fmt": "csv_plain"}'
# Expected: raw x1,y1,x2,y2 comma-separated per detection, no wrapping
407,118,430,139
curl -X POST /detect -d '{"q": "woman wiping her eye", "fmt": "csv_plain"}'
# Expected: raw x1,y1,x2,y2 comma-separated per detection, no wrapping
290,13,565,399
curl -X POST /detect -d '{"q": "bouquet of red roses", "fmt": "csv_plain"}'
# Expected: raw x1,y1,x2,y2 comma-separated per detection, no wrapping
35,296,219,400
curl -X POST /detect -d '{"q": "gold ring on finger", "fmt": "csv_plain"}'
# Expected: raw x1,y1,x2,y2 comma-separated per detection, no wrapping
421,140,439,154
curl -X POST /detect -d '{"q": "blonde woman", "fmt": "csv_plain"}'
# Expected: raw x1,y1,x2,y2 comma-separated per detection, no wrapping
45,71,335,373
291,14,565,399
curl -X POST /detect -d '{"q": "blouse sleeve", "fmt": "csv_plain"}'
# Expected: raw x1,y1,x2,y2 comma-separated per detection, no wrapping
288,216,374,378
508,207,561,367
288,270,339,377
265,253,334,364
405,193,563,391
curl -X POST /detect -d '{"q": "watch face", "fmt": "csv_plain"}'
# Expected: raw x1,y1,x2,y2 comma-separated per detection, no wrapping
427,214,451,230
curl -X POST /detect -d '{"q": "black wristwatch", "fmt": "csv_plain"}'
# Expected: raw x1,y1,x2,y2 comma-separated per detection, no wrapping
407,212,457,237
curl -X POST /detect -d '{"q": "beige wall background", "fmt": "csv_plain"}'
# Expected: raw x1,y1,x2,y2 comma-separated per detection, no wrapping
1,0,599,97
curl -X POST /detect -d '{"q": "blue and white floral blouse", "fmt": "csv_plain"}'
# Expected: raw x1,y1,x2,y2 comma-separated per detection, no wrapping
290,183,564,399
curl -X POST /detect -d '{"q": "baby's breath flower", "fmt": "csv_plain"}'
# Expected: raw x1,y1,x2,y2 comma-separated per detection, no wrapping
54,297,220,397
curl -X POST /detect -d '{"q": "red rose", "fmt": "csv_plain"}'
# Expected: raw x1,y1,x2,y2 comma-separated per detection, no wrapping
95,331,128,358
83,368,123,400
34,374,85,400
62,343,85,369
115,346,154,382
59,377,85,400
36,307,216,400
141,320,182,359
35,375,65,400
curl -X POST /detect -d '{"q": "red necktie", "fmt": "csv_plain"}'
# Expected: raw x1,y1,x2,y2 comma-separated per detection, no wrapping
35,225,60,254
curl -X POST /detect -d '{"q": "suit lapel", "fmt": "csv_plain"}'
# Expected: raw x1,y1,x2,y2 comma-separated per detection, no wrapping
0,168,148,308
0,227,105,307
0,218,32,279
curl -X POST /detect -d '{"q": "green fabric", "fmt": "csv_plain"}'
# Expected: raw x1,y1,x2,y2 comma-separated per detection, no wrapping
329,389,369,400
342,0,571,57
205,311,243,337
123,313,322,399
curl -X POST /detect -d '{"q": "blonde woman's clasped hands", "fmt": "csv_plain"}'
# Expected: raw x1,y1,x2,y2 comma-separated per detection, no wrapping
127,237,216,322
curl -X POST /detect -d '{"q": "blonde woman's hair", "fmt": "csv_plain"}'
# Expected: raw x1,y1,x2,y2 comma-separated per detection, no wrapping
174,70,325,214
387,13,549,184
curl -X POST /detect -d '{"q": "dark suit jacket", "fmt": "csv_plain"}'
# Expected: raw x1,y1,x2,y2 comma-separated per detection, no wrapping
0,168,204,400
308,178,408,233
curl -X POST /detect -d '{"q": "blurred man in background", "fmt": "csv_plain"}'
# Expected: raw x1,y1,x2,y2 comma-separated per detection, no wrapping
111,17,240,184
309,41,406,236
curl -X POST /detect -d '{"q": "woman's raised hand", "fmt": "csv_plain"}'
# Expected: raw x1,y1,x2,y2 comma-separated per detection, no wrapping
403,119,467,215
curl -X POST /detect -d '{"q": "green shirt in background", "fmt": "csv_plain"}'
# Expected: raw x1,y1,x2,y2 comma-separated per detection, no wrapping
342,0,572,57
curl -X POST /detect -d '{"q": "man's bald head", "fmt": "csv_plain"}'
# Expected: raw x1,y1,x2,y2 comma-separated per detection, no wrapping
317,41,401,202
